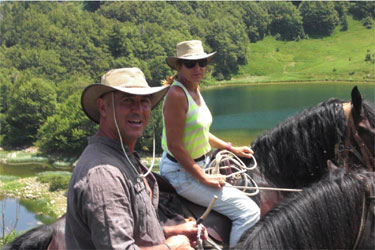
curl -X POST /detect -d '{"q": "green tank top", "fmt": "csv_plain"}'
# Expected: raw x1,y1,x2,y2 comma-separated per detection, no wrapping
162,80,212,159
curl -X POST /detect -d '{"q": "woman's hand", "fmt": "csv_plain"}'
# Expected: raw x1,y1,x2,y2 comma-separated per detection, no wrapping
230,146,254,159
201,174,226,189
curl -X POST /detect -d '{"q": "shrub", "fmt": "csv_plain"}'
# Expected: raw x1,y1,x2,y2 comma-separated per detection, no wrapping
362,16,373,29
37,171,71,191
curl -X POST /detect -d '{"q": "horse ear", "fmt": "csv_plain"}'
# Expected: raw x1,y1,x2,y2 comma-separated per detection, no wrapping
326,160,347,181
351,86,362,114
327,160,339,172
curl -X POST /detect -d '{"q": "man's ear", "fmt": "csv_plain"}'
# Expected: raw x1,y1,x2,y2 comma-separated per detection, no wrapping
97,97,108,118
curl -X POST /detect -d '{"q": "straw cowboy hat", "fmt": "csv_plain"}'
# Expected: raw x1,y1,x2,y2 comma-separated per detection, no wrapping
166,40,216,70
81,67,169,123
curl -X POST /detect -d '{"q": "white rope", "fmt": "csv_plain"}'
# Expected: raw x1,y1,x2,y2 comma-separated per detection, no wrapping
204,150,259,196
197,224,204,250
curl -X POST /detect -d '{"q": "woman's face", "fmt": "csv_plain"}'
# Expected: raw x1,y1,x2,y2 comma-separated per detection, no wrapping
177,59,207,85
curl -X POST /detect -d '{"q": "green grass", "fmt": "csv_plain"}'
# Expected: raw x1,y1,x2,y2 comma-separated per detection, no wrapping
224,17,375,84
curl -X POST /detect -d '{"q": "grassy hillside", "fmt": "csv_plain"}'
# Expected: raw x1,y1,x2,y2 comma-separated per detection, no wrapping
218,17,374,84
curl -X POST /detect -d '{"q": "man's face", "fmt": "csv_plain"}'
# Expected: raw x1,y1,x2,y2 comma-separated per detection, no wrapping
101,91,151,145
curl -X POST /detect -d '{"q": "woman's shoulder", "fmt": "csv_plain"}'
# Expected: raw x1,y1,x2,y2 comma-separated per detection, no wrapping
167,84,187,99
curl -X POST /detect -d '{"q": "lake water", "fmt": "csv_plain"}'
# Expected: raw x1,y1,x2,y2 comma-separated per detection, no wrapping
0,197,55,236
202,82,375,146
1,82,374,235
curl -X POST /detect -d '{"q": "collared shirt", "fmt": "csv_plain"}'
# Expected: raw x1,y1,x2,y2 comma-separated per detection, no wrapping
65,135,165,249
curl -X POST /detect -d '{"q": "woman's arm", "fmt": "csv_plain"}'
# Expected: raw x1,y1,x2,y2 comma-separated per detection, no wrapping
208,133,254,158
163,87,225,189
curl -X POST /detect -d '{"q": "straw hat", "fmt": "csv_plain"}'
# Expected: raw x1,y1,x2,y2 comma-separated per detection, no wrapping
81,67,169,123
166,40,216,70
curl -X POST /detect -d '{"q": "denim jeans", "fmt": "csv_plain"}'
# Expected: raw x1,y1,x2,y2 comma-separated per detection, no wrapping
160,152,260,247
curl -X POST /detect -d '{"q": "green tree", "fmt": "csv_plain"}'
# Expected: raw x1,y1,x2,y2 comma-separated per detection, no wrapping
3,77,57,147
56,75,92,103
136,103,164,154
348,1,375,20
362,16,374,29
262,1,305,41
299,1,339,36
240,2,270,42
340,13,349,31
36,92,97,156
206,16,249,80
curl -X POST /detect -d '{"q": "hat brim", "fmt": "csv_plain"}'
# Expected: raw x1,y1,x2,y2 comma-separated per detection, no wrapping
81,84,169,123
166,52,216,70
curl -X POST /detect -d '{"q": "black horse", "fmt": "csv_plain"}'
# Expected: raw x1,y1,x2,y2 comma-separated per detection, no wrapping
235,166,375,249
247,86,374,215
4,86,374,249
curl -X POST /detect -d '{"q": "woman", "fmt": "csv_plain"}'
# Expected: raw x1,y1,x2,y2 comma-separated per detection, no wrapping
160,40,260,247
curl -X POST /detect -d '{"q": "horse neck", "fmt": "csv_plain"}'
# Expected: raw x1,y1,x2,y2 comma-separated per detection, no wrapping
235,173,367,250
252,100,346,188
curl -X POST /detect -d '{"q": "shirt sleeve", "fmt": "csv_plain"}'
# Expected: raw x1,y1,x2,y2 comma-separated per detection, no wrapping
81,165,140,250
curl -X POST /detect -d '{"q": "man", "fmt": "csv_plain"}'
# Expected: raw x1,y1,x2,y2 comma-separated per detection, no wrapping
65,68,205,249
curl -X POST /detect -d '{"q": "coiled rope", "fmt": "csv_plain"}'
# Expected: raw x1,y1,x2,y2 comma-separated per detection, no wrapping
204,150,259,196
204,150,303,195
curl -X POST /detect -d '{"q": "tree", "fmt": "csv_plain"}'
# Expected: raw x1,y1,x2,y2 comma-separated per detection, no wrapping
240,2,270,42
136,103,163,154
202,4,250,80
3,77,57,147
348,1,375,20
36,92,97,156
299,1,339,36
262,1,305,41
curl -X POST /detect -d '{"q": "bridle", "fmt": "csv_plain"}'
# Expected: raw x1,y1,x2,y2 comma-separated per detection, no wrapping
336,102,375,172
353,178,375,249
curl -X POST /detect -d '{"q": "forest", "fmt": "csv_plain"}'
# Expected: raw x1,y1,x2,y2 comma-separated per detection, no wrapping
0,1,374,158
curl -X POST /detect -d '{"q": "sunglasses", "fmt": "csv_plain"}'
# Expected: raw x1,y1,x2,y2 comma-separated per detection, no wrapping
180,59,208,69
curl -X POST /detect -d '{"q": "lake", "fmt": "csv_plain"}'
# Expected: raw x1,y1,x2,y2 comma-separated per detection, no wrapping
1,81,374,236
202,82,375,146
0,197,55,236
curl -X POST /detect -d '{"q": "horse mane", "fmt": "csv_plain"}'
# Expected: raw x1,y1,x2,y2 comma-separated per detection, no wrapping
235,170,372,249
363,100,375,127
251,98,347,188
2,223,54,250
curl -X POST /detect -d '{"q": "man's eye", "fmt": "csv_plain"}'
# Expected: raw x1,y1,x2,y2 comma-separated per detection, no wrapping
141,98,151,105
123,98,134,103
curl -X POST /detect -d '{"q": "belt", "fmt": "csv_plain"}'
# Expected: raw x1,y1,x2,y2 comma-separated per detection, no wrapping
167,154,206,163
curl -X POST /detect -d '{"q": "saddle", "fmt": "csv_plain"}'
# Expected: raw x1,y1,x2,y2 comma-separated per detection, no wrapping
155,173,231,248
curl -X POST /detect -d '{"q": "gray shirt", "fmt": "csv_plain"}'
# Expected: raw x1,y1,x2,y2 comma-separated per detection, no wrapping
65,135,165,249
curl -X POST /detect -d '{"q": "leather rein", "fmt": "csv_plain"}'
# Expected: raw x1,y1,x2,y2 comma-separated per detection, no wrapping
337,103,374,172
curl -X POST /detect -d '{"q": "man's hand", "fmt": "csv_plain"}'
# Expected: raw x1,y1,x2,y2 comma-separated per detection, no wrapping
164,235,193,250
163,220,208,247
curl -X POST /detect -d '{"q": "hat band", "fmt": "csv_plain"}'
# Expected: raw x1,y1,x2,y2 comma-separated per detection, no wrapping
177,53,209,58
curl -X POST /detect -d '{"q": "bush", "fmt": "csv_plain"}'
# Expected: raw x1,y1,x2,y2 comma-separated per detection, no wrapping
36,171,72,191
362,16,373,29
49,176,71,191
0,230,19,248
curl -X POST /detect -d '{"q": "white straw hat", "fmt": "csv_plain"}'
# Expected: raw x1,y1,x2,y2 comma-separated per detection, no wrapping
166,40,216,70
81,67,169,123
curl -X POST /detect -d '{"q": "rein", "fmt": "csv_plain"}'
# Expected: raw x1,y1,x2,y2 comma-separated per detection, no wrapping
353,185,375,249
353,192,367,249
337,103,374,172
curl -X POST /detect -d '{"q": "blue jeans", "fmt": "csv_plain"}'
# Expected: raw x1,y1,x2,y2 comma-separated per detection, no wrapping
160,152,260,247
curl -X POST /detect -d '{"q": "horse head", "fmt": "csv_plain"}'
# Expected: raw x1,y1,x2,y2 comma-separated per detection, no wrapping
340,86,375,172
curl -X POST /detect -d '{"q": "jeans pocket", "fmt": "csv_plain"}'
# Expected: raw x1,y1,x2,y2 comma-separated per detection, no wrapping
164,170,194,192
